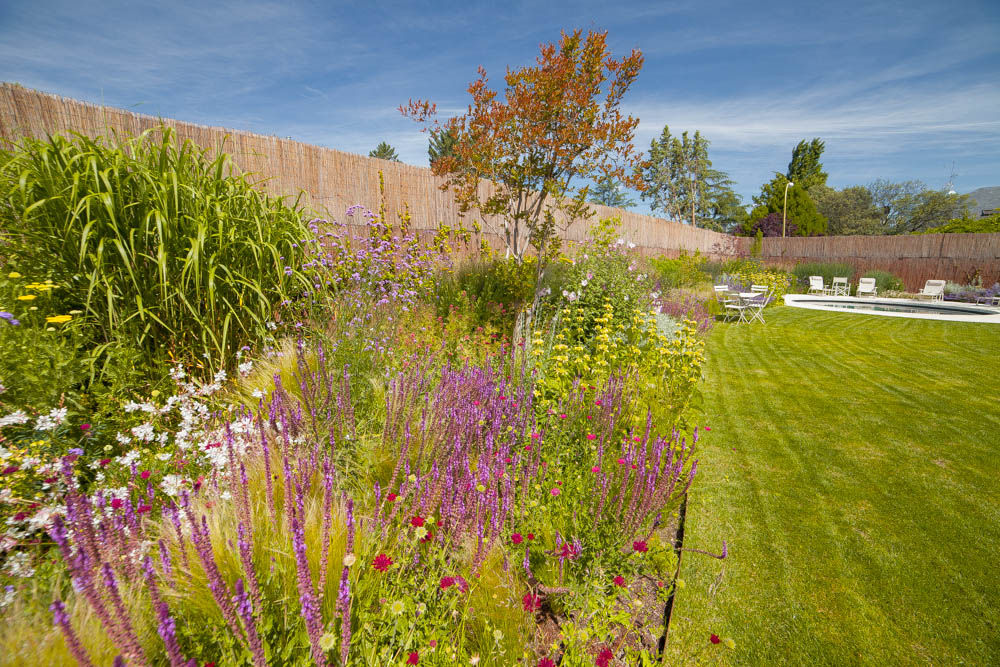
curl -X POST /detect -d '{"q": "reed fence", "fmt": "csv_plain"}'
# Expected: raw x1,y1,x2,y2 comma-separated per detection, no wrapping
2,83,997,290
0,83,731,258
759,234,1000,291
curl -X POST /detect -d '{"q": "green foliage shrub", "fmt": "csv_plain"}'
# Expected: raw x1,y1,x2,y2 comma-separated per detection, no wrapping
862,270,905,293
0,129,313,374
919,212,1000,234
433,256,536,329
792,262,855,288
648,251,711,290
538,217,654,341
719,260,792,301
0,274,89,410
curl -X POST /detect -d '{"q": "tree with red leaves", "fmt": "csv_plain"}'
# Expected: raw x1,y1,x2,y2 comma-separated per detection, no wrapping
401,29,645,266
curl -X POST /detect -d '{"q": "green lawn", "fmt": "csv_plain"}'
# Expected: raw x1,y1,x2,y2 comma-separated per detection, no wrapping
665,306,1000,665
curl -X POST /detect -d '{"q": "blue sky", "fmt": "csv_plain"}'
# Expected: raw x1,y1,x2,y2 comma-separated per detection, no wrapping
2,0,998,213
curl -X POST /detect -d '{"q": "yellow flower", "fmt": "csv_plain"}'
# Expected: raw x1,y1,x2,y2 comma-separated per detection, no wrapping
45,315,72,324
17,295,36,301
725,638,736,649
7,272,21,279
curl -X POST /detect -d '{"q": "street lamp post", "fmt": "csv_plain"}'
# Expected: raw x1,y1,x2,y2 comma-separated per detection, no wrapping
783,181,794,238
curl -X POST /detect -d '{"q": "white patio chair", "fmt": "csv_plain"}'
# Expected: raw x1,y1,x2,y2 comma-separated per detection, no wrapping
831,277,849,296
916,279,946,302
714,285,741,322
750,284,768,294
856,277,877,297
808,276,826,295
744,289,771,324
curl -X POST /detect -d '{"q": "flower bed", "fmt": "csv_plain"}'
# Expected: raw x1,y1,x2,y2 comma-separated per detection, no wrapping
1,143,716,665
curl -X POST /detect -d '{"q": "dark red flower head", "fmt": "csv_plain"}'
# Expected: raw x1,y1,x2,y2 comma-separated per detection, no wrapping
632,540,648,553
596,647,614,667
407,651,419,664
410,516,425,527
440,576,455,590
613,575,625,587
538,659,556,667
372,554,393,572
387,492,397,502
111,498,124,509
511,533,523,545
710,634,721,644
522,592,541,612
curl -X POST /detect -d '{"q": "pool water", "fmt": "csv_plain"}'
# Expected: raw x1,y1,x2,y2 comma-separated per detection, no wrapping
799,300,991,315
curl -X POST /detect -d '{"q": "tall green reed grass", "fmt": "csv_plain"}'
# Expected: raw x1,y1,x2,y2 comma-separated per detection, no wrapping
0,128,314,375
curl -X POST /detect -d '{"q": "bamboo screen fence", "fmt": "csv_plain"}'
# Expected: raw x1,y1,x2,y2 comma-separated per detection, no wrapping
759,234,1000,291
0,83,731,258
2,83,997,290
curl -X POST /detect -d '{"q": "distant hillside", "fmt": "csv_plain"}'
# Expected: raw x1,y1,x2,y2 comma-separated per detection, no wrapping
966,186,1000,213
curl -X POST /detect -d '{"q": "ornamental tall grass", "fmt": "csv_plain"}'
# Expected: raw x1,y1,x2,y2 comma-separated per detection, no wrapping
0,129,314,374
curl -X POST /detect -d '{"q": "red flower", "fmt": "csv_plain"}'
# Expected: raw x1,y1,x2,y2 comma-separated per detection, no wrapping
407,651,419,664
420,529,434,543
531,432,540,439
710,634,720,644
511,533,524,545
586,433,597,440
140,470,151,480
596,647,614,666
527,533,535,541
205,663,215,667
595,399,603,406
522,592,541,612
138,504,151,514
539,659,556,667
591,465,600,473
79,423,91,431
632,541,648,553
440,576,455,590
387,492,397,502
99,458,111,467
613,575,625,587
499,395,507,401
704,426,712,431
111,498,124,509
13,512,27,521
372,554,393,572
410,516,425,527
1,466,18,475
44,477,58,484
473,400,480,406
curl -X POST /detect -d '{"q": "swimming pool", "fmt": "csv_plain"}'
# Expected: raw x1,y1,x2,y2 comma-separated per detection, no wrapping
782,294,1000,323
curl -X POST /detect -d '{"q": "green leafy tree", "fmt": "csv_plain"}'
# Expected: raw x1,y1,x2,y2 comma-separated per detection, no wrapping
786,138,828,191
368,141,400,162
866,179,972,234
811,185,883,235
427,126,458,168
748,174,827,236
640,125,742,229
588,174,636,209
